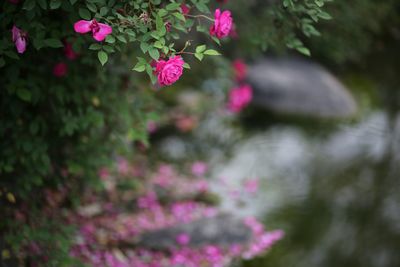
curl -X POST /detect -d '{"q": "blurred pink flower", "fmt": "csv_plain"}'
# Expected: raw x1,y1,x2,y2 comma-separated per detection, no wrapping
227,84,253,113
53,62,68,77
233,59,247,81
191,161,208,176
176,233,191,245
243,216,264,235
137,191,159,210
98,167,110,180
195,179,209,192
147,121,158,133
64,41,78,60
244,178,259,194
175,115,197,132
210,9,233,39
117,157,130,176
11,25,27,54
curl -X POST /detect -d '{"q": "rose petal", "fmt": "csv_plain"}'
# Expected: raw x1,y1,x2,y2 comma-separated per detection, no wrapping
92,23,112,41
15,37,26,54
74,20,92,33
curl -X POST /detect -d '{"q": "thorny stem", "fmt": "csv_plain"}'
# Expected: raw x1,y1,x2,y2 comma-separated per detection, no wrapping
176,51,195,55
186,14,214,22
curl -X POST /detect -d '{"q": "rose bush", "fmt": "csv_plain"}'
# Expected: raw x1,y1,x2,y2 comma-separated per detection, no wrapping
0,0,334,265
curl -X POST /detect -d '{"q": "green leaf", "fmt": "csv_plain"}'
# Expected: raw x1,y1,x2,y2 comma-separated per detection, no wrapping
195,45,206,53
296,46,311,56
116,35,127,43
69,0,78,5
158,9,168,17
4,51,19,60
183,62,190,69
140,42,149,53
105,35,116,44
50,0,62,9
153,41,163,49
132,61,146,72
23,0,36,11
17,89,31,102
103,45,114,53
86,3,97,12
89,43,102,50
99,7,108,16
148,48,160,60
203,49,221,56
194,53,204,61
211,36,221,45
37,0,47,9
173,12,186,21
98,51,108,66
44,39,63,48
156,15,164,31
195,2,210,13
166,2,181,11
318,11,332,20
145,64,157,84
79,8,91,20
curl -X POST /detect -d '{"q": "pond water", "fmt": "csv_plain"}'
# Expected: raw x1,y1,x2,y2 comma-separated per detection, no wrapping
233,109,400,267
154,48,400,267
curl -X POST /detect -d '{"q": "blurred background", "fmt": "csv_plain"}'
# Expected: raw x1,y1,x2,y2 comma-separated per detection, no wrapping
151,1,400,266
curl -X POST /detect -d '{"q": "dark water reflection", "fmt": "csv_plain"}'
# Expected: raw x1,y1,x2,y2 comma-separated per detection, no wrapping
154,47,400,267
241,71,400,266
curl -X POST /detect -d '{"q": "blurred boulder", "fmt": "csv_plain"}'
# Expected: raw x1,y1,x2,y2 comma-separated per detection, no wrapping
138,214,251,249
247,57,357,118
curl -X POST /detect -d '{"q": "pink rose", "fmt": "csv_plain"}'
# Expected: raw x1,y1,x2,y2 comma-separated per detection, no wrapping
233,59,247,81
74,19,112,42
8,0,20,4
227,84,253,113
53,62,68,77
155,56,184,86
11,25,27,54
210,9,233,39
180,4,190,15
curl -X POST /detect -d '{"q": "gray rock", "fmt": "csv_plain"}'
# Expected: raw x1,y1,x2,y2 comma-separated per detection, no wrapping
138,214,252,250
247,57,357,118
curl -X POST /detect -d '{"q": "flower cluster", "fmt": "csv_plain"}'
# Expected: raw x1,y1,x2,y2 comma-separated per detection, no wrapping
227,60,253,113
